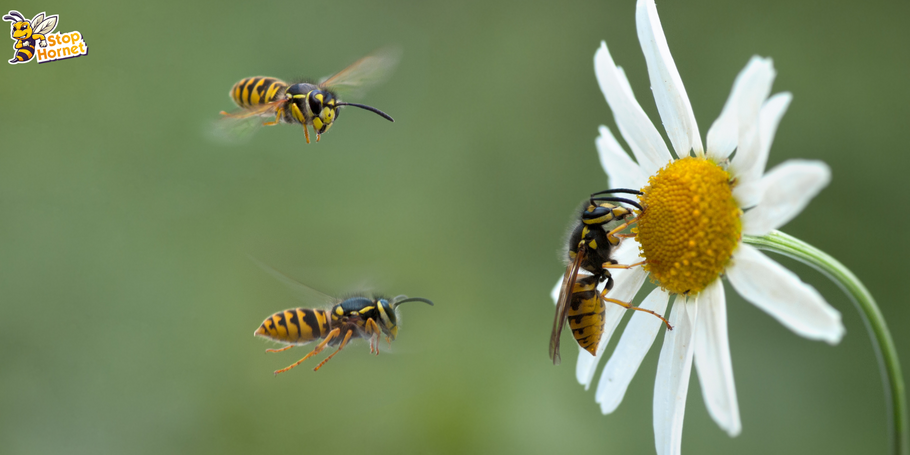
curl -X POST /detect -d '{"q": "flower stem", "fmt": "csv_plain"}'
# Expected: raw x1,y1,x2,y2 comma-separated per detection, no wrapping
744,230,908,455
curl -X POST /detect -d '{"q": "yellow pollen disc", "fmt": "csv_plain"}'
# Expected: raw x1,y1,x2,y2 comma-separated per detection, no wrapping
636,156,741,296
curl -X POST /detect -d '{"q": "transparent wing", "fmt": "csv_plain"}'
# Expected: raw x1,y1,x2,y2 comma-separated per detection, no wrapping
318,46,401,99
209,101,283,143
550,247,586,365
249,256,339,308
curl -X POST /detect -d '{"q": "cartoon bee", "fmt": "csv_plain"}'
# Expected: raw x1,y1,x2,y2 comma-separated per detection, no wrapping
3,10,57,64
251,262,433,374
549,189,672,365
219,48,399,143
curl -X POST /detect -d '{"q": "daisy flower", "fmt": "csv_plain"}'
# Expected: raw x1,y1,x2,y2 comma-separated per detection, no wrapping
551,0,846,453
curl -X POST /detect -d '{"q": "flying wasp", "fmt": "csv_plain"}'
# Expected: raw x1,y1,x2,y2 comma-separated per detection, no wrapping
219,48,399,143
251,263,433,374
3,10,57,64
549,189,673,365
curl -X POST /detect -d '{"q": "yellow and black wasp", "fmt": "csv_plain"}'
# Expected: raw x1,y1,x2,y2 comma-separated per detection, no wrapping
3,10,57,64
549,189,672,365
219,48,399,143
252,263,433,374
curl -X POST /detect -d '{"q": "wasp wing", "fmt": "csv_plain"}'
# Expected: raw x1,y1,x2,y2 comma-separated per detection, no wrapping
249,256,339,308
210,100,284,143
318,47,401,100
32,14,57,36
549,247,586,365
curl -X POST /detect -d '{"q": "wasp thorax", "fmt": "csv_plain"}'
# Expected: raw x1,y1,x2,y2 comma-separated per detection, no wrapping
583,203,631,226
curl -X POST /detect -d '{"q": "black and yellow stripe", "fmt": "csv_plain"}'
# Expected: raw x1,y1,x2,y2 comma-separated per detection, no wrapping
255,308,330,344
229,76,288,108
566,275,606,354
13,37,35,62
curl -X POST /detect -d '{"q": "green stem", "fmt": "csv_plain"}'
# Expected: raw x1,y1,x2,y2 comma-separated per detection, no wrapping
744,230,907,455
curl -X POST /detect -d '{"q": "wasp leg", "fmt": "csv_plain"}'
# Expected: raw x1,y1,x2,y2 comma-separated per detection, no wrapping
602,260,646,270
263,108,282,126
316,133,321,142
365,318,381,355
265,345,294,353
598,292,673,330
386,336,392,348
274,328,340,375
605,214,641,241
302,124,311,143
314,329,354,371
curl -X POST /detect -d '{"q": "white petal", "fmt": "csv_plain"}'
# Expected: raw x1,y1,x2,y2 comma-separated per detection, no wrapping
595,41,673,176
733,93,794,209
576,240,648,388
731,178,761,211
728,58,776,183
693,280,741,436
741,160,831,235
597,125,649,190
577,301,628,389
550,276,562,304
654,296,697,455
752,93,792,178
706,57,773,161
596,287,670,414
732,93,790,209
726,243,844,344
635,0,703,157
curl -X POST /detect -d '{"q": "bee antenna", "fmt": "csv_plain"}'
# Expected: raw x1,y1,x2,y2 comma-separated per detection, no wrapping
335,102,394,122
589,196,644,212
590,188,643,197
4,11,24,22
391,296,434,308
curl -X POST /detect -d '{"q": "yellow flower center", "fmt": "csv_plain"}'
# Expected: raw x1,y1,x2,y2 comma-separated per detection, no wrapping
636,156,741,296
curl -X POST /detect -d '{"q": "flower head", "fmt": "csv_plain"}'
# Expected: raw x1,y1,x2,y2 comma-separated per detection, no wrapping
552,1,845,453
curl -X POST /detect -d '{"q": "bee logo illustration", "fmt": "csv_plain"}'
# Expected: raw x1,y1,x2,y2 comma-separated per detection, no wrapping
3,10,57,64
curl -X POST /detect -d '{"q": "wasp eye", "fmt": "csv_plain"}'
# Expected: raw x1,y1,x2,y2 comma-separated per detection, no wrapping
309,98,321,114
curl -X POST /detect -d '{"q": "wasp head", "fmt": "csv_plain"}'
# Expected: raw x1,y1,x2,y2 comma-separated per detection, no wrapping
308,89,337,134
375,298,399,340
384,296,434,341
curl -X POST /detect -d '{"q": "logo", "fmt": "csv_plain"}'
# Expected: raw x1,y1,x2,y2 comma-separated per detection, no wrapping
3,10,88,64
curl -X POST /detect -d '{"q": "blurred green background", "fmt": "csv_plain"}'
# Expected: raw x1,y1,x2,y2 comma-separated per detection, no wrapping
1,0,908,453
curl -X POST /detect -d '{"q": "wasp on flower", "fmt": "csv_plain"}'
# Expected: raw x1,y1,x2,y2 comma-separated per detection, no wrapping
550,188,672,366
550,0,844,454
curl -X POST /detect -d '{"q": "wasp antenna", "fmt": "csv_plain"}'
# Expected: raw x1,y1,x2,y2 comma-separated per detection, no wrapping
590,188,643,197
392,297,434,308
335,102,394,122
589,196,644,212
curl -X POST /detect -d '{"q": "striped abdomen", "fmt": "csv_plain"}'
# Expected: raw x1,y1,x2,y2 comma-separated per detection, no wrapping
566,275,606,355
12,38,35,62
230,77,288,109
254,308,331,344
